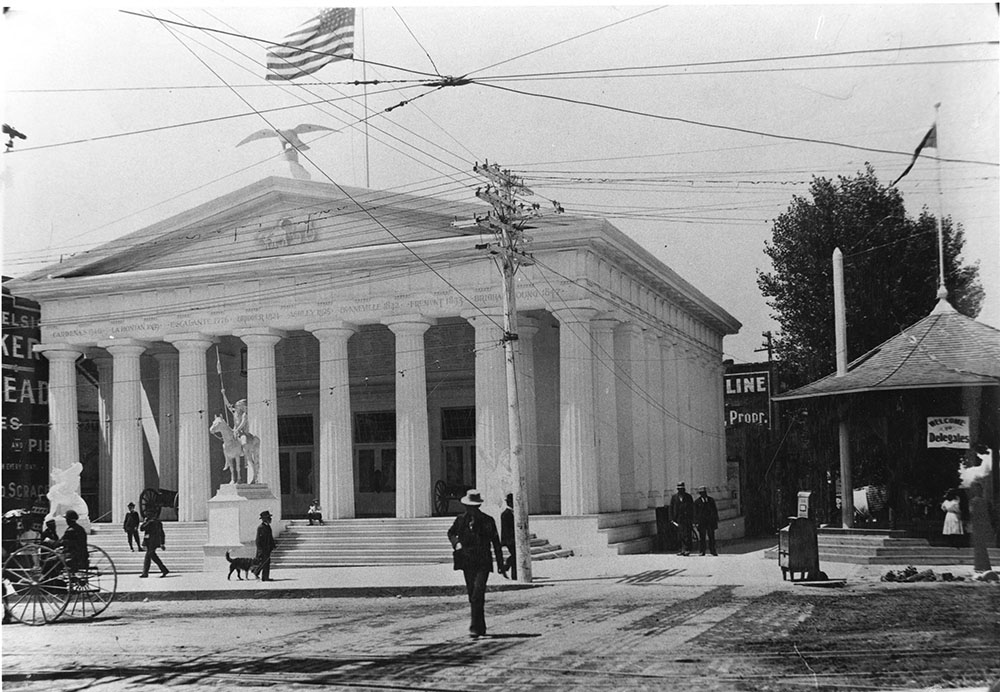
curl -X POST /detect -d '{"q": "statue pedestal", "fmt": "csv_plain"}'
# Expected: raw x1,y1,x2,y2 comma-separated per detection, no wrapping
204,483,281,572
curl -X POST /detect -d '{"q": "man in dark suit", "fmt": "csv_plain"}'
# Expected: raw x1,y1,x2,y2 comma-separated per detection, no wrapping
139,513,169,578
123,502,142,551
252,510,277,581
500,493,516,580
447,489,503,638
669,482,694,556
693,486,719,556
60,509,89,572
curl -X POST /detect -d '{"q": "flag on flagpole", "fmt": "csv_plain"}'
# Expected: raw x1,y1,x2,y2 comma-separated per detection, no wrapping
891,124,937,186
266,8,355,81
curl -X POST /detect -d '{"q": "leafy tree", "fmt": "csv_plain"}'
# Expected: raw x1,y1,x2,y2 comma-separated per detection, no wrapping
758,164,983,388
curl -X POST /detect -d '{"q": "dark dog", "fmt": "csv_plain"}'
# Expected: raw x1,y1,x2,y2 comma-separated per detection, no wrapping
225,551,258,580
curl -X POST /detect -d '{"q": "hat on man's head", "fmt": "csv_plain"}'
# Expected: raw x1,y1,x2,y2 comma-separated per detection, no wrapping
259,510,272,519
698,486,707,493
128,502,135,508
460,489,484,506
676,482,685,489
64,509,79,522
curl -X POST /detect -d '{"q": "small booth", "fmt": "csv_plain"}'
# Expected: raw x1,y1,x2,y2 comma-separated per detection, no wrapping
779,491,821,581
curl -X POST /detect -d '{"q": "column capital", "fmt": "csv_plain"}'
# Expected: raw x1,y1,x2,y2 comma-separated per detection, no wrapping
34,343,86,361
382,315,434,334
150,349,180,363
164,332,216,348
518,315,542,339
99,338,152,354
460,308,505,324
551,306,599,325
234,328,286,346
306,321,358,338
615,321,644,337
590,316,620,333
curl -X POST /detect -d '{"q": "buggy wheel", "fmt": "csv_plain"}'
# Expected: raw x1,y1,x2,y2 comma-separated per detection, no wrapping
64,545,117,619
434,481,450,516
139,488,160,519
2,544,71,626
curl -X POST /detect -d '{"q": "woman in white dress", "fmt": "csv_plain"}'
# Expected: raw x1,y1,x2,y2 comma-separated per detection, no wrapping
940,490,964,547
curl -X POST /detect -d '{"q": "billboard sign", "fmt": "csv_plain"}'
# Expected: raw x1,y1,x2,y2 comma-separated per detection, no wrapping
724,370,771,428
2,286,50,512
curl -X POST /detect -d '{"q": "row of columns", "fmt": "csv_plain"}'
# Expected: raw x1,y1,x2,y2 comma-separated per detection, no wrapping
39,307,722,523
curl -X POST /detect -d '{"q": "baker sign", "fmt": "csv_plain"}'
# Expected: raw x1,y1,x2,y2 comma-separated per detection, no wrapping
927,417,970,449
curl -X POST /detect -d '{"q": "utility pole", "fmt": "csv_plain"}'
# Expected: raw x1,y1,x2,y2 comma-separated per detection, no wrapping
459,161,550,584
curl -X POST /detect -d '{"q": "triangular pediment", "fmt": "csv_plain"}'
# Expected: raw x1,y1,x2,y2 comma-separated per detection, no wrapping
31,177,484,279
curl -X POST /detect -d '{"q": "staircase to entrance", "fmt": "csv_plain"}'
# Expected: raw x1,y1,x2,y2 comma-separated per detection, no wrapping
271,517,572,568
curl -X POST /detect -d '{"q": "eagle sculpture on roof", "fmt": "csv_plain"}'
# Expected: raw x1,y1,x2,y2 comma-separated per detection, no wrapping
236,123,338,152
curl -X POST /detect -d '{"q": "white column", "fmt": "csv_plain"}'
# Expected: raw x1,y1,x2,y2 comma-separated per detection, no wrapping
613,322,640,510
99,339,150,517
92,354,113,520
646,331,665,507
660,337,681,494
710,359,726,488
384,317,433,518
675,341,692,484
235,328,285,517
554,308,599,515
165,334,213,521
591,317,622,512
309,323,357,519
36,345,84,496
153,350,179,492
464,310,508,508
517,317,541,513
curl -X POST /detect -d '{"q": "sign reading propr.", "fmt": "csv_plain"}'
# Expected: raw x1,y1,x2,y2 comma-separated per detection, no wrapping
724,370,771,428
927,416,970,449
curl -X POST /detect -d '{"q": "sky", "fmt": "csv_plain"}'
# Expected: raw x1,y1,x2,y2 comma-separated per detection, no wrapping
1,3,997,364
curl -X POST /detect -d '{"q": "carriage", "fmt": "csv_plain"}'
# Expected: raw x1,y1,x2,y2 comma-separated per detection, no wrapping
2,528,118,626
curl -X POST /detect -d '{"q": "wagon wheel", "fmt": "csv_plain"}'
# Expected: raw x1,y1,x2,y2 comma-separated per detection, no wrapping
434,481,450,516
64,545,117,619
2,544,71,626
139,488,161,519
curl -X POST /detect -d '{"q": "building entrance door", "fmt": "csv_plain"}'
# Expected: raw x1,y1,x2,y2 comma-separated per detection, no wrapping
279,447,314,517
354,446,396,517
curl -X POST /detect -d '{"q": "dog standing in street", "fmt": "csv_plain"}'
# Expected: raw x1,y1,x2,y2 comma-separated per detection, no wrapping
225,551,258,580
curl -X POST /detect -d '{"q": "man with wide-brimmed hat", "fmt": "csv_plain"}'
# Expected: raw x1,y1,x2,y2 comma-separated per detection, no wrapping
669,482,694,556
139,511,169,578
252,510,277,581
693,486,719,556
447,489,504,637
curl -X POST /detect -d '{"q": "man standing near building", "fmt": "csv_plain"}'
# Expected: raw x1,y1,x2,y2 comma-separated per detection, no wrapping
694,486,719,556
447,490,504,638
500,493,516,580
252,510,277,581
60,509,89,571
669,482,694,556
123,502,142,551
139,513,169,578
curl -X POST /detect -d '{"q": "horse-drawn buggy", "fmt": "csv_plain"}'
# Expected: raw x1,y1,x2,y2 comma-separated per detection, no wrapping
2,510,117,625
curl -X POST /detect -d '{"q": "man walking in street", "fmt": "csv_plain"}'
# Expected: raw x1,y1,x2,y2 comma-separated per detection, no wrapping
669,482,694,556
139,513,169,578
694,486,719,556
447,489,504,638
500,493,516,580
123,502,142,551
252,510,276,581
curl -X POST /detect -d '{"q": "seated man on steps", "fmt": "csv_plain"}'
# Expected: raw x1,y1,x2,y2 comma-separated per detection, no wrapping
306,500,325,526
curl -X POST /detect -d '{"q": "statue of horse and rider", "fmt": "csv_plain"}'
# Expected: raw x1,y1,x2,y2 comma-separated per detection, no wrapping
209,399,261,485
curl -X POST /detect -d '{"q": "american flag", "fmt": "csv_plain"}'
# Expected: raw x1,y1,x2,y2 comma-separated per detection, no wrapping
266,8,355,81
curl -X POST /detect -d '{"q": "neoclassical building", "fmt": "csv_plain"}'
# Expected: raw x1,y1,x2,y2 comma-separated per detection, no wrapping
9,175,741,548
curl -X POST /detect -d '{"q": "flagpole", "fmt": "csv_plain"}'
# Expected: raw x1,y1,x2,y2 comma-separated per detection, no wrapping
361,8,371,188
933,102,946,296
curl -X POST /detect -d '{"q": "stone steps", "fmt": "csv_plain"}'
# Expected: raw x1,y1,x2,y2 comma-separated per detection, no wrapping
86,522,208,573
271,517,572,568
763,528,1000,566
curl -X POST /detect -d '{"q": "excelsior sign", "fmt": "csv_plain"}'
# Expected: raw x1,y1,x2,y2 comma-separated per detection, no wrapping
927,416,970,449
724,370,771,428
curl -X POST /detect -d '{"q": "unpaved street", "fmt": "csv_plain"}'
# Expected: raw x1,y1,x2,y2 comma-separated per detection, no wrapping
3,577,998,691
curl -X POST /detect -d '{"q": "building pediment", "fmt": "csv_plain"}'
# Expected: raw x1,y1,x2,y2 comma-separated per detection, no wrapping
24,177,483,279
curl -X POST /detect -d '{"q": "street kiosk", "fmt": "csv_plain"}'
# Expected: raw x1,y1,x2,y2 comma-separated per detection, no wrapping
778,491,821,581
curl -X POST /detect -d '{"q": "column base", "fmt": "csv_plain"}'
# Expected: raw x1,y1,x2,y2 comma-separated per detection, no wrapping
204,483,281,572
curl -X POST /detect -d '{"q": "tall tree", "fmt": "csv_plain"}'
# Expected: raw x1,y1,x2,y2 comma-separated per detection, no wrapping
758,164,983,388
